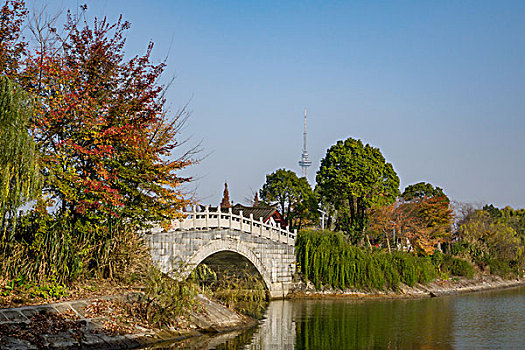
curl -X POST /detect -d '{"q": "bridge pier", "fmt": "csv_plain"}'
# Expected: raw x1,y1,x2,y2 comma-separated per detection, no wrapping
146,228,296,299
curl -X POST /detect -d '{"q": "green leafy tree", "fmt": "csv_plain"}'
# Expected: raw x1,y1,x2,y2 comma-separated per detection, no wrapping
402,182,447,201
459,210,523,265
498,206,525,241
0,76,40,239
260,168,316,229
316,137,400,241
480,205,525,267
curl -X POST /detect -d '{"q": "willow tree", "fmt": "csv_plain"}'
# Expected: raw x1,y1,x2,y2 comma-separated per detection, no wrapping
0,76,40,240
316,137,400,242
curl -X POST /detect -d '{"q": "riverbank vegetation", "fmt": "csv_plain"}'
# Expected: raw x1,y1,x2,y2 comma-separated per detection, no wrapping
295,230,477,291
0,0,202,321
453,204,525,277
264,138,525,290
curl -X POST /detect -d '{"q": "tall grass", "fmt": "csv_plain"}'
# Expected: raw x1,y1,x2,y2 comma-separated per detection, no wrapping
0,209,148,285
296,230,438,291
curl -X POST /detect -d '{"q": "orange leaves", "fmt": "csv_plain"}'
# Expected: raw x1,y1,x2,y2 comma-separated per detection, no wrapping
368,196,455,255
20,14,193,224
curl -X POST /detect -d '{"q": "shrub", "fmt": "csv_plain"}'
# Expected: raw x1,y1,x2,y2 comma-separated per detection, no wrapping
446,257,475,278
486,259,513,277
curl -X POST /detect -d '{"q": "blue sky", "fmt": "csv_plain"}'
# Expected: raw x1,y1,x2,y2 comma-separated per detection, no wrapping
28,1,525,208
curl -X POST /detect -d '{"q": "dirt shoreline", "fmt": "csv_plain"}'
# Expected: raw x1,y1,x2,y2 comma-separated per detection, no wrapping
287,275,525,300
0,294,257,349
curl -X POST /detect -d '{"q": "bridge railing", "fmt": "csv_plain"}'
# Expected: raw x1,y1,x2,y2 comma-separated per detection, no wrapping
172,206,296,246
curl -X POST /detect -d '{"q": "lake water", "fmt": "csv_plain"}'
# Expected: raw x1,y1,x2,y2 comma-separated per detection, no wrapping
154,285,525,349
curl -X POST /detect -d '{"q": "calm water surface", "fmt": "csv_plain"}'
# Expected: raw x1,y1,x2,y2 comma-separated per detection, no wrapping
156,286,525,349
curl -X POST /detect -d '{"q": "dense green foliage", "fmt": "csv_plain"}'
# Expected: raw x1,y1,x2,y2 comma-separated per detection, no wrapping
402,182,447,201
296,230,438,291
455,205,525,277
316,138,400,242
2,208,149,283
260,168,317,230
432,251,475,279
136,265,200,327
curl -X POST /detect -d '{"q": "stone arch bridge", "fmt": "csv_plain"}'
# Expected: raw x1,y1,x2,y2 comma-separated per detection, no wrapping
145,206,297,299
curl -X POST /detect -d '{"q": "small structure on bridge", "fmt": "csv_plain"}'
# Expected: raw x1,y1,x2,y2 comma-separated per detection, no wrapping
146,205,297,299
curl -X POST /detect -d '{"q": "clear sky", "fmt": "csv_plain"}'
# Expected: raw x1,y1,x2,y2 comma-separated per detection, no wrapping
27,1,525,208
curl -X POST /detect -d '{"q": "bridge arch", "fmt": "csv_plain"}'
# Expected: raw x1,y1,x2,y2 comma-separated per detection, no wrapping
179,239,273,292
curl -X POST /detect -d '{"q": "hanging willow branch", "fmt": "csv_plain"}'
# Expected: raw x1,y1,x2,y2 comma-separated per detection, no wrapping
0,75,41,241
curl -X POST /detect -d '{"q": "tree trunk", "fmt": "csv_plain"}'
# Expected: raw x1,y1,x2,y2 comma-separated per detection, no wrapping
365,234,372,250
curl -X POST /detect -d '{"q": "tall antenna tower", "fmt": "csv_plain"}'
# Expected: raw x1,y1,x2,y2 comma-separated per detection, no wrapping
298,108,312,177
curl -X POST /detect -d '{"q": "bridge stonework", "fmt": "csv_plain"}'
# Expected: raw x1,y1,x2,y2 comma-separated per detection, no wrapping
146,228,296,299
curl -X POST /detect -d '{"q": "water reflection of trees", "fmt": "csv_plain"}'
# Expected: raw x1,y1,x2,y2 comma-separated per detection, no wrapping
294,298,454,349
214,297,455,349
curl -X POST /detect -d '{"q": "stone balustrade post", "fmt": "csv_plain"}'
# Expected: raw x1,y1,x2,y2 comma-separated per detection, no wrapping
192,205,197,229
217,204,221,228
205,205,209,229
228,207,232,229
250,213,254,234
239,210,244,232
260,217,264,237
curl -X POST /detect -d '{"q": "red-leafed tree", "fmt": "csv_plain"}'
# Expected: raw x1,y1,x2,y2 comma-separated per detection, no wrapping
403,196,454,254
0,0,27,75
368,196,454,254
368,201,418,252
22,15,192,227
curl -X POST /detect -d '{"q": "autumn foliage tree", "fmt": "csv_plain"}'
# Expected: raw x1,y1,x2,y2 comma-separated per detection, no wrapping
407,196,454,254
0,0,27,75
0,3,194,282
21,15,192,227
368,196,454,255
367,201,417,252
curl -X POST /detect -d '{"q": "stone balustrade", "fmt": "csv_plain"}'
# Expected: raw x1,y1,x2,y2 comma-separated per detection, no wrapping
172,206,296,246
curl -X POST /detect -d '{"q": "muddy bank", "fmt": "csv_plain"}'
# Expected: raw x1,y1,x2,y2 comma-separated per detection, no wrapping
0,294,256,349
287,275,525,300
